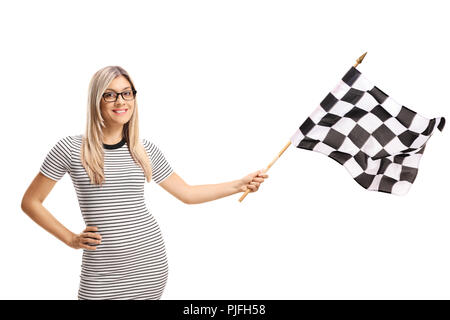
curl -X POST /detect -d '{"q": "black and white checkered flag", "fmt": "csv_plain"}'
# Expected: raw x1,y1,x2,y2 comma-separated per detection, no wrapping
291,67,445,195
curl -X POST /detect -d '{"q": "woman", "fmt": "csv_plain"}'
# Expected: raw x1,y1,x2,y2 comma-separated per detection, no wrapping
20,65,268,300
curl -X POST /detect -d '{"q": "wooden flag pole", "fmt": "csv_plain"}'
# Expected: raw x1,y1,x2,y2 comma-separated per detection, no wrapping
238,52,368,203
238,141,291,202
354,52,367,67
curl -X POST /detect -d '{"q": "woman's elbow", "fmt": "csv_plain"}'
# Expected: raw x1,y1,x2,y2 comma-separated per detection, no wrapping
181,188,196,205
182,195,194,205
20,196,33,213
179,185,194,205
20,197,27,212
21,193,41,214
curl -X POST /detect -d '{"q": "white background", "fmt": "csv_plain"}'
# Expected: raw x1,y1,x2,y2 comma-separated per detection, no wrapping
1,0,449,299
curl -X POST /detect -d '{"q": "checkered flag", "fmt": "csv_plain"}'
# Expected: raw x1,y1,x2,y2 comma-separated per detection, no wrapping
291,67,445,195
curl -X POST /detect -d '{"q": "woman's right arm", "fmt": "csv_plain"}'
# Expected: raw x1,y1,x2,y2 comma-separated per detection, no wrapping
20,172,101,250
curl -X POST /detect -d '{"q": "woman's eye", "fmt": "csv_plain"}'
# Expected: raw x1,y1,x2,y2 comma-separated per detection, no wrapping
123,91,131,97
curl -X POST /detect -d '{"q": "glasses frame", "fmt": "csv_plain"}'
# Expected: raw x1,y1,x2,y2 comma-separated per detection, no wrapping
102,89,137,102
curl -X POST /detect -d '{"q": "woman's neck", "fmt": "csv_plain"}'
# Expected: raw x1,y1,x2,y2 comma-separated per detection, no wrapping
102,126,124,145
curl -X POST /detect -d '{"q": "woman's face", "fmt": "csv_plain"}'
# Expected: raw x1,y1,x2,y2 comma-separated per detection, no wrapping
100,75,135,127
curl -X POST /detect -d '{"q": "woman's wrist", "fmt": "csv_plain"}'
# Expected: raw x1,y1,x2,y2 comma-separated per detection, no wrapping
64,231,76,248
233,178,245,194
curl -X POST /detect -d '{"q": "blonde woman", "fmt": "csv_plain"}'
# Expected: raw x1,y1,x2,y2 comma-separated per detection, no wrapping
20,66,268,300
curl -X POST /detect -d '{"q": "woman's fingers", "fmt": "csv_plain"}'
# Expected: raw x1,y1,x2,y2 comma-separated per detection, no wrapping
80,226,101,250
80,233,101,250
83,237,101,245
81,232,102,240
80,243,97,250
241,170,269,193
246,183,259,192
68,226,102,251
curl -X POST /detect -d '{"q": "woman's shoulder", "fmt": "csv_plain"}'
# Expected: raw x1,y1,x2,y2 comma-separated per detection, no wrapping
52,134,82,150
70,134,83,141
141,138,165,154
141,137,156,148
65,134,83,144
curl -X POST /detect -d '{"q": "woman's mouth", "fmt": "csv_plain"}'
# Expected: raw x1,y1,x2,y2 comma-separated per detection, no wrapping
112,109,128,115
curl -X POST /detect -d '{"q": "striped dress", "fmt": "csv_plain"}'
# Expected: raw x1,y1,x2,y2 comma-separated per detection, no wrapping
39,134,173,300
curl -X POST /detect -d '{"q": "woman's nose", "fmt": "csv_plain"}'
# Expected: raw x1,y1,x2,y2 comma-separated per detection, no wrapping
115,95,126,105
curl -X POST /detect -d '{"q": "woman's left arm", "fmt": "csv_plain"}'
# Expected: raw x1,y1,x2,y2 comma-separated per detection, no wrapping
158,170,268,204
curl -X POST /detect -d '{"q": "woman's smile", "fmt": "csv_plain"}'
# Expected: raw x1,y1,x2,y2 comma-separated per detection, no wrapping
112,108,128,115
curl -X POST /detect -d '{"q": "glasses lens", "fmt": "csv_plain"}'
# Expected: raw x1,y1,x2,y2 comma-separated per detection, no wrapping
122,90,135,100
103,92,117,102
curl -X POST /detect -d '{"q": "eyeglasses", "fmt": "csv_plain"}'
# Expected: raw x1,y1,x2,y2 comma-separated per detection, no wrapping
102,89,137,102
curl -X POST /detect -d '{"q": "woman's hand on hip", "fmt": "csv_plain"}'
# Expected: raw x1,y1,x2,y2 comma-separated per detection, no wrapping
69,226,102,250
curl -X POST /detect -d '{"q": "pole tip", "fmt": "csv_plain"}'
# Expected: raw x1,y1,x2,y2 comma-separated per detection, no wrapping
354,52,367,67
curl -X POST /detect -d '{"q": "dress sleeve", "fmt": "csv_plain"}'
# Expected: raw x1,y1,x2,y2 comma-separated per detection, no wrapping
142,139,174,184
39,136,73,181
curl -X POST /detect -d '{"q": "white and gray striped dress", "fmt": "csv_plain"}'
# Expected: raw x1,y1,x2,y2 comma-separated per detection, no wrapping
39,134,173,300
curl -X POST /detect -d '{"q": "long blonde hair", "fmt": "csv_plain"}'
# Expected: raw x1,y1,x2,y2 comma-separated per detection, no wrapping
80,66,152,185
